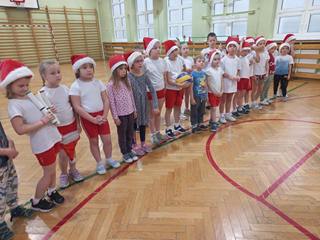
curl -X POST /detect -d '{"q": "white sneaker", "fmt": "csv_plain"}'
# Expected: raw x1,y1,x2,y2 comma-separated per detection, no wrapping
259,99,269,106
277,90,283,97
219,115,227,124
254,104,262,110
105,158,120,168
225,113,236,122
179,113,187,120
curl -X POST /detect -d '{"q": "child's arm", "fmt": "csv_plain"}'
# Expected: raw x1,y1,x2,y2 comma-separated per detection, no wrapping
254,48,260,63
223,73,235,81
163,72,168,89
237,37,244,57
182,63,187,72
220,75,224,97
265,59,269,78
10,112,55,136
0,138,19,159
288,64,292,80
105,85,120,125
128,87,137,118
146,77,159,114
101,91,110,123
206,76,219,97
236,69,241,82
290,45,296,58
190,81,196,105
70,96,101,124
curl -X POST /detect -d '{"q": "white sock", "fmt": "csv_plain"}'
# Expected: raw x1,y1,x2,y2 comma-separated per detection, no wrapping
192,124,197,128
245,103,248,105
220,113,224,117
166,126,171,131
155,131,159,134
174,123,180,128
47,187,55,195
33,198,40,205
97,160,104,166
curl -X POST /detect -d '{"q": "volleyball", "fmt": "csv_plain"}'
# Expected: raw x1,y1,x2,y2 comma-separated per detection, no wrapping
176,72,192,84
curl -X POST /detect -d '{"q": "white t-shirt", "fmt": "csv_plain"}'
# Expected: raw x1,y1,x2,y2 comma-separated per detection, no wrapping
254,52,270,75
239,55,250,79
201,47,215,71
165,57,184,91
142,57,167,92
220,55,241,93
69,78,106,113
206,67,224,93
41,85,75,127
246,51,255,77
7,99,61,154
182,56,194,69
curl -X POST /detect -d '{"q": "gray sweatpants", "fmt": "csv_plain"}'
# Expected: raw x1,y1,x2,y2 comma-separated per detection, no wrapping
260,74,274,101
116,113,134,155
190,95,206,126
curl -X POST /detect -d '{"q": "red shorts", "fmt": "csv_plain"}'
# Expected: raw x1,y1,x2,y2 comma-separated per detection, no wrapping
35,142,60,166
247,76,253,91
208,93,221,107
165,89,184,108
58,121,79,160
147,88,165,100
81,111,110,138
238,78,249,90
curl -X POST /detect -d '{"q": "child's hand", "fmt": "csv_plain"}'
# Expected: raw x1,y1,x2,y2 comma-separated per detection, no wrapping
77,122,82,134
153,109,160,116
99,116,107,125
6,147,19,159
134,112,137,119
235,76,240,82
114,118,121,126
93,116,102,125
191,99,196,105
265,74,269,79
50,106,57,114
43,111,55,124
219,92,224,97
213,92,219,97
181,82,191,88
288,75,290,80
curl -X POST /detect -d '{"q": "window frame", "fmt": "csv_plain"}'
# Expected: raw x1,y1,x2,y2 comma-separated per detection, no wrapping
273,0,320,40
167,0,193,40
136,0,154,41
211,0,249,41
112,0,127,42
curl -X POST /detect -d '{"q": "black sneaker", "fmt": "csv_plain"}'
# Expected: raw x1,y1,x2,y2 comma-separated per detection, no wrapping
192,127,201,134
241,107,249,115
199,124,208,131
173,125,187,133
209,120,214,126
237,109,244,114
211,125,217,132
48,190,65,205
206,105,211,110
213,122,220,128
232,111,241,118
0,222,14,240
165,129,176,138
10,205,35,222
31,198,56,212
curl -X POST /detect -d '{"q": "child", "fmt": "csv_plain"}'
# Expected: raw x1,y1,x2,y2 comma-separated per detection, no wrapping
69,55,120,175
3,59,63,212
0,108,35,239
201,32,218,71
107,55,138,163
278,33,296,97
260,41,277,103
134,45,145,59
272,42,294,102
124,51,159,155
164,40,191,138
251,36,269,109
190,55,208,133
180,42,194,116
235,39,251,116
219,36,241,123
39,60,84,188
206,51,224,132
243,36,255,111
142,37,168,145
218,44,226,58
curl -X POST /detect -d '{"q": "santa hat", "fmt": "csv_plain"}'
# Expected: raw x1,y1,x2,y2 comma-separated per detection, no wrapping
209,50,221,66
226,36,239,50
283,34,296,43
245,37,255,43
242,41,251,51
109,54,127,73
143,37,161,55
255,36,266,45
164,40,178,56
279,42,290,53
265,40,277,51
0,59,34,90
71,54,96,73
124,51,142,70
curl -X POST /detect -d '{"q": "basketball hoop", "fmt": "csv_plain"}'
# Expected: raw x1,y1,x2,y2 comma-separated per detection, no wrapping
10,0,25,8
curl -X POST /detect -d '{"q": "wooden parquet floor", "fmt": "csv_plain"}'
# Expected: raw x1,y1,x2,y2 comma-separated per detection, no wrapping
1,60,320,240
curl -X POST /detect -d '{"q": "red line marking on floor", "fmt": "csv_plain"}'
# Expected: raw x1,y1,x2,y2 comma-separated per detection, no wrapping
206,119,320,240
261,143,320,199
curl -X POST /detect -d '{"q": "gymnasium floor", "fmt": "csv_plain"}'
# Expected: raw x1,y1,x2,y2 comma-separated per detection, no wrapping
1,60,320,240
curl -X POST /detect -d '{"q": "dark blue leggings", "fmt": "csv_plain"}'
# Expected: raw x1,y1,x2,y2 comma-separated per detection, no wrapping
134,123,146,143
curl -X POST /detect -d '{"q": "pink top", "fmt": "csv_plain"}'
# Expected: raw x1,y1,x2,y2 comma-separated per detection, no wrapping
106,80,136,119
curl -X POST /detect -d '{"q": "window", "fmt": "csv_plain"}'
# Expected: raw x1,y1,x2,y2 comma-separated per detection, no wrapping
167,0,192,39
137,0,154,40
211,0,249,40
274,0,320,40
112,0,127,41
